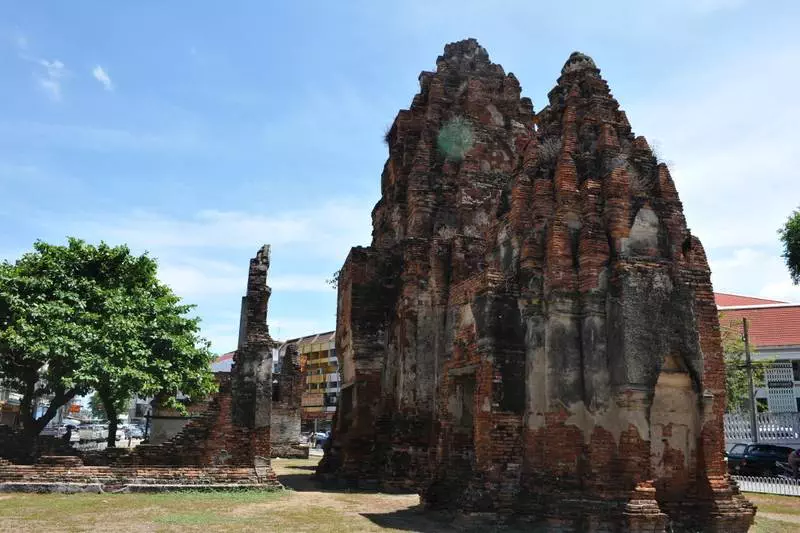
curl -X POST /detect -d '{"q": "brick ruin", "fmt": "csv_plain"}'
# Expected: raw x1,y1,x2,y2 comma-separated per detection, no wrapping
319,39,755,531
270,343,308,458
0,246,282,492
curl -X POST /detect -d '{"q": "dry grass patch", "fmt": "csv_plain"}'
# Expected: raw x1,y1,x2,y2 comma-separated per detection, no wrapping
1,463,797,532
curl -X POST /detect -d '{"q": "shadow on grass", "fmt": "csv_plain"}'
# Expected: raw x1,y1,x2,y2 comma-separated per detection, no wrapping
277,472,417,495
361,506,457,533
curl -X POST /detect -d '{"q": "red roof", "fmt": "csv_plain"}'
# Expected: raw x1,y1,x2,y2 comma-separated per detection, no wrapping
718,306,800,348
714,292,785,307
214,351,235,363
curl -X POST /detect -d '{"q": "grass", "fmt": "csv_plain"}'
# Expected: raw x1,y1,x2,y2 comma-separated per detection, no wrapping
748,493,800,532
0,490,290,532
0,459,797,532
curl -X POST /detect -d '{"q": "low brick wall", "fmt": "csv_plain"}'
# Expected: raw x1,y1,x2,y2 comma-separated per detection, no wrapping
0,427,82,464
270,443,309,459
0,462,281,492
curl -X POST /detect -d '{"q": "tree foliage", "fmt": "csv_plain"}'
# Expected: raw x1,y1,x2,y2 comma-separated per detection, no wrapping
0,238,216,444
720,314,769,413
779,207,800,284
88,393,127,421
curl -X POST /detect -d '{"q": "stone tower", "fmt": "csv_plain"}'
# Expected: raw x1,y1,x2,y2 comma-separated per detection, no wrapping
323,40,755,531
230,244,278,463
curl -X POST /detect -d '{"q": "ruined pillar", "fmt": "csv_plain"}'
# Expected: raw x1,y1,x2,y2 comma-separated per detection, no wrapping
270,343,308,458
230,245,277,464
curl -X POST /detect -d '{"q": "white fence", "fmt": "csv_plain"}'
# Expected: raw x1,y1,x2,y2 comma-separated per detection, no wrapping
724,412,800,443
733,476,800,497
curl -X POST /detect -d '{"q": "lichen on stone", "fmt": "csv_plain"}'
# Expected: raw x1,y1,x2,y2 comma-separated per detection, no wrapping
437,116,474,161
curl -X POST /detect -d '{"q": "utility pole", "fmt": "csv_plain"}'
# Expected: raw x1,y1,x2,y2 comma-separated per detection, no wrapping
743,317,759,443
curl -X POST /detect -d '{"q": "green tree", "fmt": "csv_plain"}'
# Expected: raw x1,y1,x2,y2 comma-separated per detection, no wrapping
779,207,800,284
0,238,216,447
87,393,127,422
720,314,769,413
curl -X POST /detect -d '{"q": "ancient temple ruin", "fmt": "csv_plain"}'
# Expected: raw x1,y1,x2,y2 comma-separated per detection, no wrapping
320,39,755,531
0,246,282,491
270,343,307,458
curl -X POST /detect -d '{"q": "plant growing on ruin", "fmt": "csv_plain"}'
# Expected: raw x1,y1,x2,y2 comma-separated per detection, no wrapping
437,116,474,161
0,238,216,447
537,136,562,164
779,207,800,284
326,269,341,290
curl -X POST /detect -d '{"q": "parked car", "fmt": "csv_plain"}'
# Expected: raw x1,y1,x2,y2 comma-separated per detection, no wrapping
726,443,796,476
314,431,330,449
78,423,108,442
40,424,60,437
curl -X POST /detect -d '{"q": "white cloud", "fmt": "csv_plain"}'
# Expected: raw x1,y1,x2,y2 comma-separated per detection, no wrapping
271,275,331,292
155,258,331,300
0,163,38,180
685,0,746,14
13,33,28,51
157,262,242,298
35,59,66,101
709,247,800,303
92,65,113,91
10,34,67,100
71,200,372,260
759,280,800,303
0,121,202,153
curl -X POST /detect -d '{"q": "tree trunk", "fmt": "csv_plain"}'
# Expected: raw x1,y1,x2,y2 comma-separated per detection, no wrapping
100,393,118,448
20,384,76,436
19,375,38,444
19,384,77,457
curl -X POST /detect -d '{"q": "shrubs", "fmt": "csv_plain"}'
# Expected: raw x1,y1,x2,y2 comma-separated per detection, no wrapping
537,136,562,164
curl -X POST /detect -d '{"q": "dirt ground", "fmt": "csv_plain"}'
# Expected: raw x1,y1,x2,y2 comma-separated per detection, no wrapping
0,458,797,532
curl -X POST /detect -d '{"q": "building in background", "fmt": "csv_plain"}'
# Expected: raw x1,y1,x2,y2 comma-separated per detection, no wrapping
716,292,800,413
0,386,22,426
279,331,338,432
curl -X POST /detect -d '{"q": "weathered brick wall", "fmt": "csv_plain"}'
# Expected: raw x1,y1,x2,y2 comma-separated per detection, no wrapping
271,343,307,458
118,374,261,467
0,426,82,464
322,40,754,531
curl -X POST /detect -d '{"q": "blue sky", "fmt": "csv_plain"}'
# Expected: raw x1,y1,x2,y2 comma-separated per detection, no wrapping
1,1,799,354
